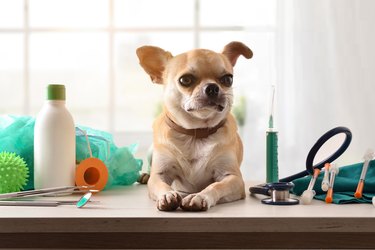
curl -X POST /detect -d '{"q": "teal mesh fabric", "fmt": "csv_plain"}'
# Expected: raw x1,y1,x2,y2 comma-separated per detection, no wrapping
0,116,35,190
0,115,142,190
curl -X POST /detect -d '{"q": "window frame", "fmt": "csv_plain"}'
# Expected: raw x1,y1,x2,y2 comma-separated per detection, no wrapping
0,0,278,134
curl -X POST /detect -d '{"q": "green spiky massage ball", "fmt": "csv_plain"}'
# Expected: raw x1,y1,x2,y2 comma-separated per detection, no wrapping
0,152,29,193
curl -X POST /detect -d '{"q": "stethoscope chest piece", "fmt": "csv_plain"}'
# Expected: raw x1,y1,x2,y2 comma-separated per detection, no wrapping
261,182,299,205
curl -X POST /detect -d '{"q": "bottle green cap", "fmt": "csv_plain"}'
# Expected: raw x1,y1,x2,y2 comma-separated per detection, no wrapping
47,84,66,100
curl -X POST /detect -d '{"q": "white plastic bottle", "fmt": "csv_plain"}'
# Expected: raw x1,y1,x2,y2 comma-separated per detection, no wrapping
34,84,76,189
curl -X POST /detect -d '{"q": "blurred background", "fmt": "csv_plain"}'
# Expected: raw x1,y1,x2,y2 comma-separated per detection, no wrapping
0,0,374,181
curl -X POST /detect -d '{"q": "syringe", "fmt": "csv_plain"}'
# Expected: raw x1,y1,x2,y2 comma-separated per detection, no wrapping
266,85,278,183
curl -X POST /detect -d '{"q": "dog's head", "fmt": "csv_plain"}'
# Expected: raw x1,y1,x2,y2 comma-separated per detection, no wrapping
136,42,252,128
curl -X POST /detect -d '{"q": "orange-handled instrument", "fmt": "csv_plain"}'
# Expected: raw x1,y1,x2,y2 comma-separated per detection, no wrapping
354,181,364,199
354,149,375,199
325,164,339,204
325,188,333,203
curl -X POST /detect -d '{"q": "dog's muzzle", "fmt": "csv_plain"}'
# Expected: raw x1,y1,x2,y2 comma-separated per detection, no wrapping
204,83,225,111
184,83,227,112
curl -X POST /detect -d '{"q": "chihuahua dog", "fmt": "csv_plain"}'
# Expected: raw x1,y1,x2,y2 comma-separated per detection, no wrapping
136,41,252,211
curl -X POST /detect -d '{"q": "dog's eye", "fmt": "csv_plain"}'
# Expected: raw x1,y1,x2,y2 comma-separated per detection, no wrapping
178,74,196,87
220,74,233,87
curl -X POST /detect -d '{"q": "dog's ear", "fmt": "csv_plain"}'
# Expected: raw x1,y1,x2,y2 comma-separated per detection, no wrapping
136,46,173,84
222,41,253,67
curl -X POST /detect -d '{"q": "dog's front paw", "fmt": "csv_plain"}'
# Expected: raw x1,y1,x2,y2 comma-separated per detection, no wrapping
181,193,213,211
157,191,182,211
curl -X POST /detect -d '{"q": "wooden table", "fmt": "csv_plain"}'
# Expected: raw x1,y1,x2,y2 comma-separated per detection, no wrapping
0,181,375,249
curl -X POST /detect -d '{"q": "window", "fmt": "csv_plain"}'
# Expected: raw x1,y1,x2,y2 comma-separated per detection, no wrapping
0,0,278,180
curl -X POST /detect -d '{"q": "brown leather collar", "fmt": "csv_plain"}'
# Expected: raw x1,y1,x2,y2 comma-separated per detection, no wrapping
165,115,226,139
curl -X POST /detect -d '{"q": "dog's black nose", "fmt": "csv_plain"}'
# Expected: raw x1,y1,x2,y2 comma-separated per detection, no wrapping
205,84,220,97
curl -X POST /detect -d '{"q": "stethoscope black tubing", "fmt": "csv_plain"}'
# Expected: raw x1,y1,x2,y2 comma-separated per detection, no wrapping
249,185,270,196
279,126,352,183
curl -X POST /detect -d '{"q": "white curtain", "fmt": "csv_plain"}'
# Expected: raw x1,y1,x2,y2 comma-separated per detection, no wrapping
275,0,375,180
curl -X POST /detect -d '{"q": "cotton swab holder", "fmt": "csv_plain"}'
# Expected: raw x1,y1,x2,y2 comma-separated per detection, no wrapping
301,168,320,205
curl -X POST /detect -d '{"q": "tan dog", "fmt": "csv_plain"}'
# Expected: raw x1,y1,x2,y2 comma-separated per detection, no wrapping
136,42,252,211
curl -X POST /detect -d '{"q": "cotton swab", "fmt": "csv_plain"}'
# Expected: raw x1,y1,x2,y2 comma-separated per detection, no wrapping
321,163,331,192
354,149,375,199
301,168,321,205
325,164,339,203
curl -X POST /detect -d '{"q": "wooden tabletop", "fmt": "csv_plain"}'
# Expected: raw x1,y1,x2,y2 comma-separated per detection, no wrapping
0,181,375,249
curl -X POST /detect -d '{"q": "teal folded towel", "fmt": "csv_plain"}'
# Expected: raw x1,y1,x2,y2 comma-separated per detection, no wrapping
292,160,375,204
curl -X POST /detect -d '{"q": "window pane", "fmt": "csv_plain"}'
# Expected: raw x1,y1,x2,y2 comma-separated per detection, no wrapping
0,34,24,114
29,0,109,28
114,32,194,132
200,0,277,27
29,33,109,130
0,0,23,28
114,0,194,28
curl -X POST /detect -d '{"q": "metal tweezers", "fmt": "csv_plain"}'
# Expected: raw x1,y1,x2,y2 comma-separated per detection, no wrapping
0,185,93,200
0,200,99,207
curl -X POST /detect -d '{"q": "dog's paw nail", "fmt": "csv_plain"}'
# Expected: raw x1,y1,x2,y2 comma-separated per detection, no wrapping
157,199,166,211
181,194,210,212
202,200,208,211
157,192,182,211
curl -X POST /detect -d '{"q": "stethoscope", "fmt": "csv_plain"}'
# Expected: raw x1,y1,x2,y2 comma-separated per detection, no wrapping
249,126,352,205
